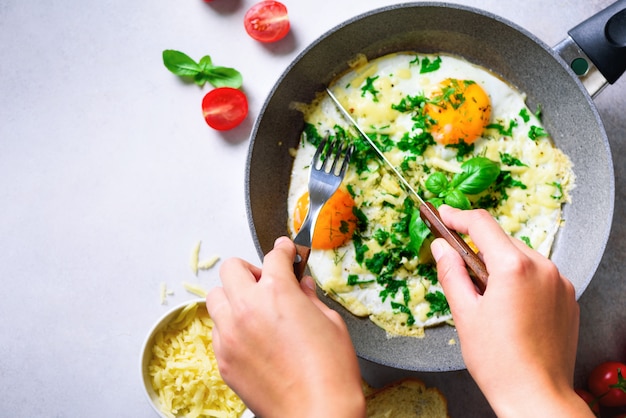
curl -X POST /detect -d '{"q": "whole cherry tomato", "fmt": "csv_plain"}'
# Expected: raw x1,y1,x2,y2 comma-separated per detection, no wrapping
575,388,601,415
201,87,248,131
244,1,290,43
588,361,626,407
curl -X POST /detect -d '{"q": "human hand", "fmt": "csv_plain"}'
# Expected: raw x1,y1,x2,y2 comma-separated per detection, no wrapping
206,237,365,418
430,206,593,417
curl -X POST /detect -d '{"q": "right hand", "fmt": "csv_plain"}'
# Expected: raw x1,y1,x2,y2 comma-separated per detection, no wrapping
430,205,593,417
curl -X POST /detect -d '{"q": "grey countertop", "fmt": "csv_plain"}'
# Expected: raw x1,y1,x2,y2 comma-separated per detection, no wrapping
0,0,624,416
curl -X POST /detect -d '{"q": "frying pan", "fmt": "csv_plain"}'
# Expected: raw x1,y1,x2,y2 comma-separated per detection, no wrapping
245,2,624,371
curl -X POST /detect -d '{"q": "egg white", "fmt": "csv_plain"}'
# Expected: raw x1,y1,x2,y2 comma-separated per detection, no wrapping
288,53,575,337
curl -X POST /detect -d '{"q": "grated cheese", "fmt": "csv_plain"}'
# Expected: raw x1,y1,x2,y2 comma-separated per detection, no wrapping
183,282,208,298
191,241,202,276
197,255,220,271
148,303,246,418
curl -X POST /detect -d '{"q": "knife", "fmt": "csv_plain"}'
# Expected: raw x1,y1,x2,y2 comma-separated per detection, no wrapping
326,88,488,294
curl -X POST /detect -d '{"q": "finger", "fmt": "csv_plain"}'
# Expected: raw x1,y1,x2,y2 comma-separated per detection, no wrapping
206,286,231,325
430,238,479,316
299,275,348,328
438,205,518,264
211,325,222,361
219,257,261,296
299,275,331,312
260,236,298,285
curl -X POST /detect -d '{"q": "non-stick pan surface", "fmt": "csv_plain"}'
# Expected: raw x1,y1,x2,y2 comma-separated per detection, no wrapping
245,3,615,371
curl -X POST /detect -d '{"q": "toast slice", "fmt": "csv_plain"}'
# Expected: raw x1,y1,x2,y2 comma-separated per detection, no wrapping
365,378,449,418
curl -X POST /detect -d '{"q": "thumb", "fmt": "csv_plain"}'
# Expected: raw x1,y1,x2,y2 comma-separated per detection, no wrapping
300,275,317,298
300,275,335,314
430,238,478,317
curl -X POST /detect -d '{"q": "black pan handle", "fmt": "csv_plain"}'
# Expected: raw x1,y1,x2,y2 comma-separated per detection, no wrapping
568,0,626,84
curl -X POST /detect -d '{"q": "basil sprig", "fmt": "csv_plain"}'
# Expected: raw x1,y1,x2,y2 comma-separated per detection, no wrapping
408,157,500,253
426,156,501,209
162,50,242,88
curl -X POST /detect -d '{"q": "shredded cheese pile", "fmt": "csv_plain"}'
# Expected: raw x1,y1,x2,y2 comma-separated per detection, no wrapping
148,303,246,418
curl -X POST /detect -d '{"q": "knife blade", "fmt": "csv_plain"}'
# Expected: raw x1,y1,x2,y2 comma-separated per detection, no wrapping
326,88,488,294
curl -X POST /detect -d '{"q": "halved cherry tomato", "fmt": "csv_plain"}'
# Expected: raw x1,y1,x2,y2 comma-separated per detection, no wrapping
244,1,290,43
588,361,626,407
201,87,248,131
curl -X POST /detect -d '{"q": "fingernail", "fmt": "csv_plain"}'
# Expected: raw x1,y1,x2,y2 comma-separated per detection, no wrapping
274,236,290,248
302,275,316,291
430,240,444,262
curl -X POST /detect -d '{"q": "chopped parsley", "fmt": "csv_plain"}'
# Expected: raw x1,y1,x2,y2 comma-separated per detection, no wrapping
500,152,527,167
446,139,475,161
529,125,548,141
419,56,442,74
360,76,380,102
487,120,518,137
425,291,450,317
520,236,533,248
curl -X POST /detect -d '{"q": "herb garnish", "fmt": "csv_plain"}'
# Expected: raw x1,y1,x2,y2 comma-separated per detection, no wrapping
529,125,549,141
425,291,450,317
361,76,380,101
162,50,242,88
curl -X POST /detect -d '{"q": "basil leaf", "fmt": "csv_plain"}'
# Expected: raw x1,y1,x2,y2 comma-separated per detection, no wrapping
425,172,449,195
198,55,213,71
206,67,243,88
162,50,201,77
444,189,471,210
408,209,431,254
452,157,500,195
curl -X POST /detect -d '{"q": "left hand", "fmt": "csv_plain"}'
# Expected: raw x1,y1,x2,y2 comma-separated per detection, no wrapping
206,236,365,418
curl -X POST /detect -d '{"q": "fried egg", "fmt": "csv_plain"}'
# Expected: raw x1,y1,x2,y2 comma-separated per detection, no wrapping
288,53,575,337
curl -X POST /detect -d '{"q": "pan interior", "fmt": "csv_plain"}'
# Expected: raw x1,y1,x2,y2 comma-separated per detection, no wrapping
245,3,614,371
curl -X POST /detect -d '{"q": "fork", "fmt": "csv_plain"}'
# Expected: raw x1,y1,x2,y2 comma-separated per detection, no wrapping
292,137,354,280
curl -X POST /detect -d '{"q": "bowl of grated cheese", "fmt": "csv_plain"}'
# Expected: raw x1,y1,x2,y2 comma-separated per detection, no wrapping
140,299,253,418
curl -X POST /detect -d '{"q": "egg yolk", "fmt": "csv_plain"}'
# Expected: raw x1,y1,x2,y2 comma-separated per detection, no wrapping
293,189,357,249
425,78,491,145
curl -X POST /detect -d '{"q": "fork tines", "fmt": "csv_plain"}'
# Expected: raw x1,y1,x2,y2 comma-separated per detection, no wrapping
314,137,354,177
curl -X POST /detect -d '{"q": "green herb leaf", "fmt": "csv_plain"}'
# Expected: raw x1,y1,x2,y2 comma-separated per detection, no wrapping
529,125,548,141
361,76,380,102
486,120,518,137
425,172,449,195
444,189,471,210
445,139,475,161
519,108,530,123
420,56,442,74
520,236,533,248
206,66,243,88
391,301,416,326
408,208,432,254
347,274,375,286
451,157,501,195
417,263,438,285
162,49,243,88
425,291,450,317
500,152,527,167
163,50,201,76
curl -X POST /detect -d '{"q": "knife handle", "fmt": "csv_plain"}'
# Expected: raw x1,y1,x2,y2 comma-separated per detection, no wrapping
293,243,311,281
419,202,488,294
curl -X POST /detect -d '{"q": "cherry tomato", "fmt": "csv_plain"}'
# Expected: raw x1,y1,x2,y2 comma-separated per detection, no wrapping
575,388,601,415
244,1,290,43
588,361,626,407
201,87,248,131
